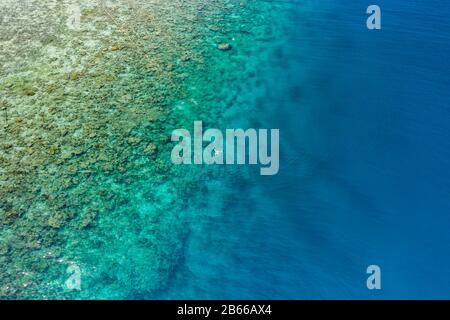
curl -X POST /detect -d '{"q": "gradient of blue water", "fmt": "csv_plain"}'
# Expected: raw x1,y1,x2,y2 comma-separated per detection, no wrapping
160,0,450,299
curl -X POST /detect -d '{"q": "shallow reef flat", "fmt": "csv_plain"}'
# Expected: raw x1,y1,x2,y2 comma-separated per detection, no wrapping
0,0,288,298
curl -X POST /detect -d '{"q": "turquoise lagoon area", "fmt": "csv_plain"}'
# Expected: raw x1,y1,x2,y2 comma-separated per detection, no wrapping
2,0,450,299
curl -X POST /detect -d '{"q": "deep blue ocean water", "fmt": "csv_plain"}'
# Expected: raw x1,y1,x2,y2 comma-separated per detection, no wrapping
157,0,450,299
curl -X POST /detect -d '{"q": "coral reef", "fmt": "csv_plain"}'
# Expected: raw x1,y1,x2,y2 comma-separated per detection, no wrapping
0,0,286,299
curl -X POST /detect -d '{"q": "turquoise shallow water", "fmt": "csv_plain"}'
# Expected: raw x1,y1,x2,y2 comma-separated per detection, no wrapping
1,0,450,299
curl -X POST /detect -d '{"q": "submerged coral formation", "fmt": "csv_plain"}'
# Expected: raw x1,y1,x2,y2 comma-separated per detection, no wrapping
0,0,286,299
